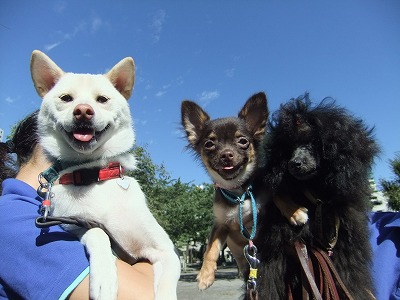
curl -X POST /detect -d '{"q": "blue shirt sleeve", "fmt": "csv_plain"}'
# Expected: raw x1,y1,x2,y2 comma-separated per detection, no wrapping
369,212,400,300
0,179,90,300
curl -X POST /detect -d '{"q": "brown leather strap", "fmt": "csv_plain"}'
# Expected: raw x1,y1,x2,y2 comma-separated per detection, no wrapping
311,247,355,300
295,241,323,300
293,241,361,300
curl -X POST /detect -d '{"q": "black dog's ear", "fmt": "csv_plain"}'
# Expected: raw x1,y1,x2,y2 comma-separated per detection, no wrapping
238,92,269,141
181,100,210,146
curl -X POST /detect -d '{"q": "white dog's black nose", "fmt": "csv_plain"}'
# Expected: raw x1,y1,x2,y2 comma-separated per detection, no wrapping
74,104,94,121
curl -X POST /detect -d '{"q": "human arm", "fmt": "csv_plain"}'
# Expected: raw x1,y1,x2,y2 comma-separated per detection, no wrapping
68,259,154,300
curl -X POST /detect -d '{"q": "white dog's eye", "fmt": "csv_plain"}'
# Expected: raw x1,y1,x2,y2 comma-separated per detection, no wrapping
60,94,73,102
97,95,109,103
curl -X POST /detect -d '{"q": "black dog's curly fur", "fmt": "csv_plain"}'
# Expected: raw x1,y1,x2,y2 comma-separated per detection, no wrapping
253,94,379,299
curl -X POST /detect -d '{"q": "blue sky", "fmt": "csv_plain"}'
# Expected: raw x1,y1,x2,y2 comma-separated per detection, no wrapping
1,1,399,187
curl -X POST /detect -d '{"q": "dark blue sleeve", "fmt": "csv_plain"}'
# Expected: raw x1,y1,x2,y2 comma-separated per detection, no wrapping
369,212,400,300
0,188,89,300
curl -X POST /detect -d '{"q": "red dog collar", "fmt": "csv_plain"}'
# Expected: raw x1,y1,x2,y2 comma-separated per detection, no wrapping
59,162,124,186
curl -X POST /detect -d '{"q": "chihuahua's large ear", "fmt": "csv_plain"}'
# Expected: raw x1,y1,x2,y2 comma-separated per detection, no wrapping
105,57,135,100
181,100,210,146
238,92,269,141
30,50,65,98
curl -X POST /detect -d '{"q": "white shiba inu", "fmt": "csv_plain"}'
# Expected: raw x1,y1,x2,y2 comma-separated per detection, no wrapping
30,50,180,300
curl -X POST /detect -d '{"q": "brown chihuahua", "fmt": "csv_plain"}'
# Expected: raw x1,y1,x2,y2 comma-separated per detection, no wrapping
181,92,269,290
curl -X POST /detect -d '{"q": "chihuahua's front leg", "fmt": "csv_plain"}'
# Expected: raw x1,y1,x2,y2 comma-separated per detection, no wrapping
274,195,308,226
197,224,229,290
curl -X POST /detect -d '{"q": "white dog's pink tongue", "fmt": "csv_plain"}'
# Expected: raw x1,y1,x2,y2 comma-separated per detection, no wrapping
73,132,94,142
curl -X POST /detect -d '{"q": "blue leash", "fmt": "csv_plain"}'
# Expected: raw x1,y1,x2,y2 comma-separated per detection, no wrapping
219,184,260,296
218,185,258,240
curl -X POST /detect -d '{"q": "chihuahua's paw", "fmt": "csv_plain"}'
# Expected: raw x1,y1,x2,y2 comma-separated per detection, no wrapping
289,207,308,226
197,264,217,290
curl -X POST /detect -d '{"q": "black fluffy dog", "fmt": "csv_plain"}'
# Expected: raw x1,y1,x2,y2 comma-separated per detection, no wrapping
253,94,379,300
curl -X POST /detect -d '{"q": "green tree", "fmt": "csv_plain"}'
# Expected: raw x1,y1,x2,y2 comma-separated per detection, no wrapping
127,145,214,246
380,154,400,211
150,179,214,246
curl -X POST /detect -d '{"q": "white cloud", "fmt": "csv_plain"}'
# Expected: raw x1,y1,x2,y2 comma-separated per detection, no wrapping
45,21,85,51
5,96,14,103
150,9,166,43
44,42,61,51
91,16,102,32
173,129,183,136
71,21,87,38
53,1,67,13
155,91,166,97
146,139,155,145
155,82,172,97
176,76,184,85
198,90,220,106
225,68,235,78
44,15,101,51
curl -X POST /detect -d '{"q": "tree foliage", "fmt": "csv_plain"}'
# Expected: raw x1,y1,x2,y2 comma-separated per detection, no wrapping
380,154,400,211
127,145,214,246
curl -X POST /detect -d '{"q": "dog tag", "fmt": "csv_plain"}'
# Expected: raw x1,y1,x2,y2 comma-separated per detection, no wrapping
117,177,130,190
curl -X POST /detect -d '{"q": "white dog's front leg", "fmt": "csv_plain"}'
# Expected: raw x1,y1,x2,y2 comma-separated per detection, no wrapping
80,228,118,300
153,250,181,300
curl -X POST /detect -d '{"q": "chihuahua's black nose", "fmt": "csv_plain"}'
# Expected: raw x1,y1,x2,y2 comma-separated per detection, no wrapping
74,104,95,121
221,150,234,163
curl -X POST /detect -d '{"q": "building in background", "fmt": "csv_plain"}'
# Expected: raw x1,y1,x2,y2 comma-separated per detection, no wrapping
0,128,4,142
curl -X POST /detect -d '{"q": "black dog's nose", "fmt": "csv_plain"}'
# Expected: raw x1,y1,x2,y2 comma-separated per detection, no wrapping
289,159,302,170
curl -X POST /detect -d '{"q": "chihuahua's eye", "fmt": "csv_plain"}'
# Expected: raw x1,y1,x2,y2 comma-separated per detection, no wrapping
204,140,215,150
97,95,109,103
237,137,250,148
60,94,73,102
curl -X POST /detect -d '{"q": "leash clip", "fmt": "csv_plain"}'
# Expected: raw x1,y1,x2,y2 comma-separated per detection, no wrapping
244,243,259,270
37,174,53,221
244,243,259,293
247,277,257,292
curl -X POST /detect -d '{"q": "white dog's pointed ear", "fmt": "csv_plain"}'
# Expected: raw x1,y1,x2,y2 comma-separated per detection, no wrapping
106,57,135,100
30,50,65,98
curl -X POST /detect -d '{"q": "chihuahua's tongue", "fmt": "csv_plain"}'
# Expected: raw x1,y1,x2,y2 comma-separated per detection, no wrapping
73,129,94,142
223,166,234,170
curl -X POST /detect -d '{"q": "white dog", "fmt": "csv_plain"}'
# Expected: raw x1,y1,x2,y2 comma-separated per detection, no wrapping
30,50,180,300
